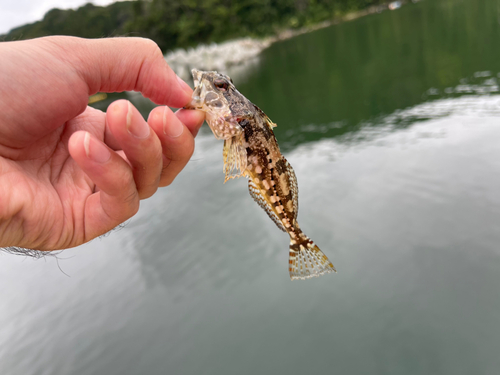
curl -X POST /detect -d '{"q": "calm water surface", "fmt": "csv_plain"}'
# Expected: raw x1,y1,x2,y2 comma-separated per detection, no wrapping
2,0,500,374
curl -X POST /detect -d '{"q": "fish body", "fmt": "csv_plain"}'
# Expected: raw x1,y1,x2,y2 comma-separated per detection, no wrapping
186,69,335,280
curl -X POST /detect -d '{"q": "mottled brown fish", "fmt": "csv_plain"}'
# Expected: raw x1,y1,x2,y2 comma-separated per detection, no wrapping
185,69,336,280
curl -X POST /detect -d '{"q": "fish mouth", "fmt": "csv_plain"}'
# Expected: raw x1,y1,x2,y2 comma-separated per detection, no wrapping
184,69,205,110
191,69,203,87
184,92,203,110
184,100,199,110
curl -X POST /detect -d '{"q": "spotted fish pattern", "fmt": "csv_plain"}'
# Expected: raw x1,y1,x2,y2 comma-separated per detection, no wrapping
185,69,336,280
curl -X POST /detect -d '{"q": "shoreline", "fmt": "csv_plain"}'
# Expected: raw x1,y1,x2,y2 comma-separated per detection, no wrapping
166,1,413,82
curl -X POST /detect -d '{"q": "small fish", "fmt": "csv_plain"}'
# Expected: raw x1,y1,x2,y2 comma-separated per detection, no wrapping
185,69,336,280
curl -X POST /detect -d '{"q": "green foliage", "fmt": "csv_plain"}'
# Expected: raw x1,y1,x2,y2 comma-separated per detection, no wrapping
1,2,134,41
126,0,384,51
1,0,384,52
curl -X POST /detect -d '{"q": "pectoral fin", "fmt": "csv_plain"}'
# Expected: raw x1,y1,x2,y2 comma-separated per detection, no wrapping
223,134,247,182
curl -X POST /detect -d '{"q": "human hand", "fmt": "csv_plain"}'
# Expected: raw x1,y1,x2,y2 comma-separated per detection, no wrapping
0,36,205,250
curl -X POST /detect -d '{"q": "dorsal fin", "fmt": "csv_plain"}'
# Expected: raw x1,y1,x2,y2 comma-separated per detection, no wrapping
253,104,277,129
266,117,277,129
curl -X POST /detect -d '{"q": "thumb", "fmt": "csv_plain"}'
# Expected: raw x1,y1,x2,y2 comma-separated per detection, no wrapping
59,36,193,108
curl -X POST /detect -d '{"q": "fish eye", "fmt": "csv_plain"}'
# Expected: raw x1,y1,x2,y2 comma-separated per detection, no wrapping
214,79,229,91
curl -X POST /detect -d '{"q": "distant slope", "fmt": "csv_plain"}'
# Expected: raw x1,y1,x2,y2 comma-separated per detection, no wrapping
127,0,385,52
1,2,134,41
0,0,384,52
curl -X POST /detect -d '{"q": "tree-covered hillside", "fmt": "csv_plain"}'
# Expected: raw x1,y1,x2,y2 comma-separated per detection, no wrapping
127,0,384,51
1,0,384,52
2,2,135,41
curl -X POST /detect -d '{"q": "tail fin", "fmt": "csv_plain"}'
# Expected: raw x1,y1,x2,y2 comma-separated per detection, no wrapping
289,238,336,280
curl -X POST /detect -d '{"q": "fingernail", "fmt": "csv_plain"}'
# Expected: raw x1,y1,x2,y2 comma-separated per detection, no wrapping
126,101,150,139
177,75,193,95
163,106,184,138
84,132,110,163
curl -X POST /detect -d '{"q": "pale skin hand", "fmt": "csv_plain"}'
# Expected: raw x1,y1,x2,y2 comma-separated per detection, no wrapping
0,36,205,250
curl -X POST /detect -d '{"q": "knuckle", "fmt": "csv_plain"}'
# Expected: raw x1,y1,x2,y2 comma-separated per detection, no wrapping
123,189,140,215
128,37,162,55
161,159,172,175
159,176,174,188
138,188,157,200
170,141,194,163
139,38,162,55
137,174,160,199
153,142,164,163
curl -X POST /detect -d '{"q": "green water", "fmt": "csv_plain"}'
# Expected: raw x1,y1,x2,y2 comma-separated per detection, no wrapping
2,0,500,374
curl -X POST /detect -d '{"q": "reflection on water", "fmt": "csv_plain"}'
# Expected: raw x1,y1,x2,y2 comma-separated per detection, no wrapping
4,94,498,375
236,0,500,149
2,0,500,374
282,78,500,149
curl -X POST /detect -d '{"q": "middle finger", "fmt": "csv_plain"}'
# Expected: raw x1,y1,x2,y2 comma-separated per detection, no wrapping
106,100,162,199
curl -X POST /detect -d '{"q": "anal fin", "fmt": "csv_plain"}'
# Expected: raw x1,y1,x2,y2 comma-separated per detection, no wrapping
283,158,299,220
248,179,287,232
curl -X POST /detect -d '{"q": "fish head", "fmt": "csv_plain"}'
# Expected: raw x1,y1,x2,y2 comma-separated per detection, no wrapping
185,69,253,139
185,69,235,112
